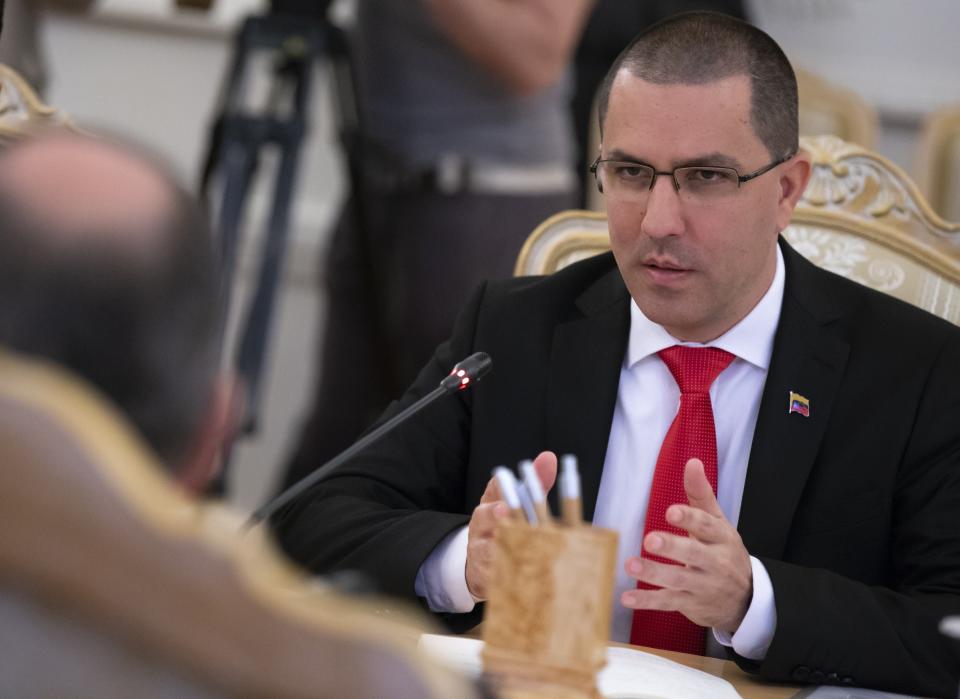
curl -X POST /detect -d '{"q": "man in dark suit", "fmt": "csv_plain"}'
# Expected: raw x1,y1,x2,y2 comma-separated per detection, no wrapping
274,12,960,697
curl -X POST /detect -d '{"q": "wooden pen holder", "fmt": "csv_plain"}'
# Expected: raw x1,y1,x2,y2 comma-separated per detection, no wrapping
481,519,618,699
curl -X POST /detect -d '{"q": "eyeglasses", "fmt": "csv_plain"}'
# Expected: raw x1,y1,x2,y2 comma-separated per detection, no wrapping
589,151,795,206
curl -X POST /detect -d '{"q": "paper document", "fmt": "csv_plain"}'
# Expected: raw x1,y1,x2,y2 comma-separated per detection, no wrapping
418,634,741,699
795,688,926,699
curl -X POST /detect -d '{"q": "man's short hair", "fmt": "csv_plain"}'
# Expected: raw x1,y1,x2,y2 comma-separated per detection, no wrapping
596,11,798,159
0,138,222,466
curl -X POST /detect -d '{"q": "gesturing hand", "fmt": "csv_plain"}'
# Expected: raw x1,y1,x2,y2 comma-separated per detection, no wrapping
464,451,557,600
621,458,753,633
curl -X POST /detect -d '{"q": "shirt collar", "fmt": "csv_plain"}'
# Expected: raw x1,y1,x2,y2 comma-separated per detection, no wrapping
625,245,785,370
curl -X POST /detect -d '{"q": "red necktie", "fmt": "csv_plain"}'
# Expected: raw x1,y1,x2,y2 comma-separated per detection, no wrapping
629,346,735,655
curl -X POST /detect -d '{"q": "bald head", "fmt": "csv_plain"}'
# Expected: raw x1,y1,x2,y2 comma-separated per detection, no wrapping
0,133,177,259
0,130,222,466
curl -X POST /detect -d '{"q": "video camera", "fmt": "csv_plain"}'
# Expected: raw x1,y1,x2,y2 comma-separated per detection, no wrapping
268,0,335,18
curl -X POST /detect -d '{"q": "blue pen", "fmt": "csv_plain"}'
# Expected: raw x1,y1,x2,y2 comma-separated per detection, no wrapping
492,466,524,521
520,459,552,526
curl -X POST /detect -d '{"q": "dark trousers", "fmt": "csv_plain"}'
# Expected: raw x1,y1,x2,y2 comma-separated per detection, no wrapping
281,187,576,490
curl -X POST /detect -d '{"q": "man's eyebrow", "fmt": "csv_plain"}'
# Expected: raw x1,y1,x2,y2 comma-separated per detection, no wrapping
605,148,646,163
603,149,744,170
674,152,744,170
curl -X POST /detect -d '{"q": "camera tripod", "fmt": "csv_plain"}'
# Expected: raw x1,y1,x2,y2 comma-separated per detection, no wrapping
199,8,364,490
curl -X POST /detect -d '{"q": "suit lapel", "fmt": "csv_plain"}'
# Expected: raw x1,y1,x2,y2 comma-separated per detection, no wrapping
738,243,852,559
545,261,630,522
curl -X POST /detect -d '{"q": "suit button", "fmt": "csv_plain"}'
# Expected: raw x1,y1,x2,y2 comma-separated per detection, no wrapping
841,676,855,686
791,666,810,682
826,672,839,683
810,670,826,684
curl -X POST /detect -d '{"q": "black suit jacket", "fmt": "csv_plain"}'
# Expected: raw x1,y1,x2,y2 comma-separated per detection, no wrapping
276,241,960,697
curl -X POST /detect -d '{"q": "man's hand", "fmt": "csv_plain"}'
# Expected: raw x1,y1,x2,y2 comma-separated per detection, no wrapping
621,458,753,634
465,451,557,600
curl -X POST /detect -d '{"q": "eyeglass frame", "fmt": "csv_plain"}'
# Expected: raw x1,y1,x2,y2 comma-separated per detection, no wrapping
588,150,797,196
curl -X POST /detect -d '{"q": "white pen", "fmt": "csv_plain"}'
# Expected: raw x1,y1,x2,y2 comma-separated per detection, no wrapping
492,466,524,521
559,454,582,526
519,459,552,526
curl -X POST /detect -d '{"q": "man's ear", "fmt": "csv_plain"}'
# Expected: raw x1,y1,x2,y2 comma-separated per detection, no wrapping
175,373,244,496
774,149,812,231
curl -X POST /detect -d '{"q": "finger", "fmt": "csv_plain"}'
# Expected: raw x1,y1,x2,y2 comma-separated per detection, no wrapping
469,501,510,537
666,504,727,544
620,587,690,612
683,458,724,517
643,531,707,569
626,557,695,592
466,539,494,600
479,475,502,505
532,450,558,493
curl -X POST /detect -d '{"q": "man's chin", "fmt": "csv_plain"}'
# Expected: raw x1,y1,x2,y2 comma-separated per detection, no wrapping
634,297,713,342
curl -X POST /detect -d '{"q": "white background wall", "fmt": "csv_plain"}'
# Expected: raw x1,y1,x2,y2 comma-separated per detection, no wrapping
37,0,960,512
749,0,960,167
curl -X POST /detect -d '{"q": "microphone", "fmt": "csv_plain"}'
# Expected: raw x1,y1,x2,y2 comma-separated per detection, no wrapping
245,352,492,529
439,351,492,393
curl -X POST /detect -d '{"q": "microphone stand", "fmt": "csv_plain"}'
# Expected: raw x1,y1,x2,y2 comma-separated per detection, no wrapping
245,353,491,529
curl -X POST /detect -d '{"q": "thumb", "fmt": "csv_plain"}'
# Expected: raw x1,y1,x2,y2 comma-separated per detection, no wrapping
684,458,723,516
479,474,502,505
533,451,558,493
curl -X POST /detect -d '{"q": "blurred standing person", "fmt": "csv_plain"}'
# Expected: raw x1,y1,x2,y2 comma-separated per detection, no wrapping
281,0,595,489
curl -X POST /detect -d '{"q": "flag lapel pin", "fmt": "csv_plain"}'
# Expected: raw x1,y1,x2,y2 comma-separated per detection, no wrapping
788,390,810,417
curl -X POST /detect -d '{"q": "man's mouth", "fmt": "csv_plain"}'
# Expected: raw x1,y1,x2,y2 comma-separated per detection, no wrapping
643,257,690,273
641,256,693,285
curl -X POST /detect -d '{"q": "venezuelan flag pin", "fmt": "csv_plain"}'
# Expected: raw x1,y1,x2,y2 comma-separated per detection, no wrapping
788,391,810,417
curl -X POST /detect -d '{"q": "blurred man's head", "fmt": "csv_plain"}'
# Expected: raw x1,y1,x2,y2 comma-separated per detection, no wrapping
593,12,811,342
0,131,230,490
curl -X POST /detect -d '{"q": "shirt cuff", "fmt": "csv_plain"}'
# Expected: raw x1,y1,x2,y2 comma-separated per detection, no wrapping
413,525,478,613
712,556,776,661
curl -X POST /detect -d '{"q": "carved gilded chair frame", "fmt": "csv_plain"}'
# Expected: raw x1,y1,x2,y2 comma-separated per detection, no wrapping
914,104,960,221
0,64,72,143
795,68,878,148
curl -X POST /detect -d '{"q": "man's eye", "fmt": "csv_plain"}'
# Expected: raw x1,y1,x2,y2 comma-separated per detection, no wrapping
686,168,734,184
613,165,652,186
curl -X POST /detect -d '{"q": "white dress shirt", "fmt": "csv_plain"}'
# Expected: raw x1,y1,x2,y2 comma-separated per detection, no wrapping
416,248,786,661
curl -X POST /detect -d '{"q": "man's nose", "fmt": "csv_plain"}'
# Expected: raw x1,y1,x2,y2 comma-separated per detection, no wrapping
639,175,684,239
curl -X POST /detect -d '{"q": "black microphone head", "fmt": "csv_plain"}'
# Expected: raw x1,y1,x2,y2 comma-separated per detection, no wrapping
440,352,492,393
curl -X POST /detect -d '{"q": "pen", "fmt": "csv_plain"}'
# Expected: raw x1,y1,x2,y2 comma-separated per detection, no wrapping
559,454,582,526
492,466,524,521
519,459,552,526
515,481,540,526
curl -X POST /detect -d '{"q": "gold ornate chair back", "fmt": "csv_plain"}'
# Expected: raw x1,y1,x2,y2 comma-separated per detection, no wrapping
915,103,960,222
796,68,878,148
0,350,474,699
517,136,960,326
0,64,70,143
